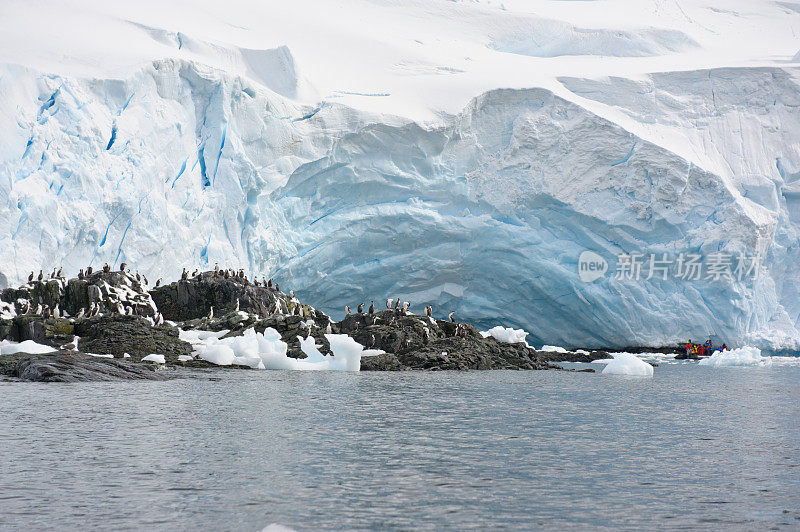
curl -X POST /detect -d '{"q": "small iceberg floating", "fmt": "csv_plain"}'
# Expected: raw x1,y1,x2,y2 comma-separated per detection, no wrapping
180,327,382,371
698,346,770,367
601,353,654,377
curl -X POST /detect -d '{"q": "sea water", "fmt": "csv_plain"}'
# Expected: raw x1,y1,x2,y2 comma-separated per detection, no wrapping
1,362,799,530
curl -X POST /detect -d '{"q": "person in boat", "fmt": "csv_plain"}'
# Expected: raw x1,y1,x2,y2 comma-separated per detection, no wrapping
686,340,692,356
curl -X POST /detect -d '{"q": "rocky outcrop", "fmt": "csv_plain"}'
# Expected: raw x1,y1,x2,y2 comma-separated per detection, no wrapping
149,272,313,322
337,310,554,370
0,353,172,382
73,315,193,362
0,268,573,375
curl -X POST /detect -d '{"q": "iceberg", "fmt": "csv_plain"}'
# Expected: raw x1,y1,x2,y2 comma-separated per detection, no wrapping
180,327,374,371
698,346,771,368
601,354,654,377
480,326,530,346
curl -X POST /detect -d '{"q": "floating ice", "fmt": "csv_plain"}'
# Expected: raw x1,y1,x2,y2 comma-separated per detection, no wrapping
601,353,654,377
0,339,57,355
480,326,530,346
180,327,378,371
141,354,165,363
698,346,771,367
540,345,569,353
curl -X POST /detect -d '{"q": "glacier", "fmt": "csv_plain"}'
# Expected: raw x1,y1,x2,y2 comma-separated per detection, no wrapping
0,0,799,352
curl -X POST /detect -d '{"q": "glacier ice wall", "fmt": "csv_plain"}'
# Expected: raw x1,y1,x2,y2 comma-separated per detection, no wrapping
1,60,798,351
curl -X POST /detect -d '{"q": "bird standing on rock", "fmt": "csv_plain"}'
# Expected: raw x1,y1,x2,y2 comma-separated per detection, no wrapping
28,271,34,283
368,301,374,315
37,270,43,282
155,278,162,287
268,278,273,288
345,305,351,315
120,262,127,272
449,311,455,322
386,298,393,309
357,302,364,313
56,267,63,278
86,266,93,276
60,336,79,352
207,307,214,320
426,305,432,317
234,298,240,312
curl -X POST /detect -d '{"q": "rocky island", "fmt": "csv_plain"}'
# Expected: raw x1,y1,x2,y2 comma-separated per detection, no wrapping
0,266,589,381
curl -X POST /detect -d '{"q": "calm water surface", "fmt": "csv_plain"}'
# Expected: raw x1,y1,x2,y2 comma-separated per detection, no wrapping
1,363,799,530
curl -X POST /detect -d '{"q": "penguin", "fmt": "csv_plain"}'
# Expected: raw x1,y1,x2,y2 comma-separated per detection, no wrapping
53,305,60,319
234,298,240,312
207,306,214,320
56,267,63,278
35,303,43,315
357,302,364,313
275,282,280,293
78,269,85,280
50,268,56,279
103,263,111,273
143,275,148,286
289,290,295,299
214,263,220,276
86,266,93,276
369,334,376,348
223,270,230,279
135,271,141,282
368,301,374,315
268,278,273,288
116,302,125,315
155,313,164,326
43,305,51,319
120,262,127,272
423,327,430,345
394,299,400,311
75,308,85,319
345,305,351,315
386,298,393,310
181,268,188,281
426,305,432,317
37,270,43,282
449,311,455,323
192,269,198,277
155,278,162,287
28,271,34,283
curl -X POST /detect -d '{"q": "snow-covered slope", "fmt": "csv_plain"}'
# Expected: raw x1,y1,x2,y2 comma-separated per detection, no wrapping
1,0,799,350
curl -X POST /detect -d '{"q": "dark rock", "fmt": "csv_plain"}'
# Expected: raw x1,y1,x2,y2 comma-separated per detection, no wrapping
73,315,192,362
150,272,313,322
0,353,171,382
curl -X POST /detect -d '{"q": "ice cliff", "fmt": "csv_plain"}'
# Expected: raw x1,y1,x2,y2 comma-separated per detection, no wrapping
0,0,798,351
